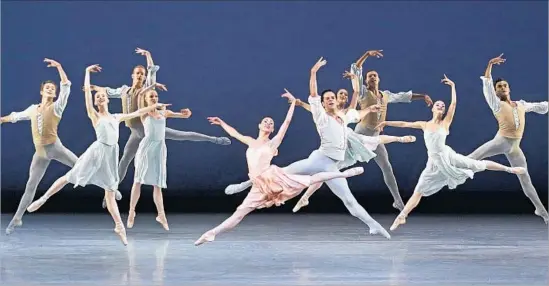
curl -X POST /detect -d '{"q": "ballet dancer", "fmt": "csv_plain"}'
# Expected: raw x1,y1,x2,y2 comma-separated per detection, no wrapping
89,48,231,184
126,86,192,231
374,75,526,231
228,58,392,238
1,58,77,235
351,50,432,211
291,71,416,212
467,54,549,223
26,65,167,245
194,89,365,246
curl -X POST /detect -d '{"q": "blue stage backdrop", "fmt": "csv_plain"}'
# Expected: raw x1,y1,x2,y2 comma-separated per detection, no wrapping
1,1,547,197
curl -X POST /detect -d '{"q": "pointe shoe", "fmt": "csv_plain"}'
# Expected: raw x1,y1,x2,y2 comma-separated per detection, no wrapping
215,137,232,145
369,221,391,239
392,202,405,212
390,214,407,231
114,225,128,246
194,231,215,246
292,198,309,213
343,167,364,178
156,215,169,231
5,219,23,235
27,197,48,213
127,211,136,228
225,183,248,195
398,136,416,143
509,167,527,175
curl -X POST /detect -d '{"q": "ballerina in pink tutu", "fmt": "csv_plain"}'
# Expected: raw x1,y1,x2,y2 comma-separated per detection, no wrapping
194,89,364,246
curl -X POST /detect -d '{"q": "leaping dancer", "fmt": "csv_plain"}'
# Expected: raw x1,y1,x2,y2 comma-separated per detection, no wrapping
1,58,76,235
194,89,364,246
374,75,526,231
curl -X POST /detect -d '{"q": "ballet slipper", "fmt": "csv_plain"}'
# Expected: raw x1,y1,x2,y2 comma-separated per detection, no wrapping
127,211,136,228
369,221,391,239
506,167,526,175
156,213,169,231
398,136,416,143
390,214,407,231
534,209,549,224
5,219,23,235
292,197,309,213
27,196,48,213
342,167,364,177
194,231,216,246
114,223,128,246
392,202,405,212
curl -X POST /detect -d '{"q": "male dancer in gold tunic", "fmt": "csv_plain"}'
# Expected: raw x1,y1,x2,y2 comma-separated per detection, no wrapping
1,58,75,235
468,54,548,223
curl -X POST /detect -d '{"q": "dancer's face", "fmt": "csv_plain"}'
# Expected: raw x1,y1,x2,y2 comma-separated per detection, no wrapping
494,80,510,100
365,71,379,87
145,90,159,105
321,91,337,112
40,82,57,98
94,91,109,106
132,66,146,84
432,100,446,115
259,117,275,134
336,89,348,107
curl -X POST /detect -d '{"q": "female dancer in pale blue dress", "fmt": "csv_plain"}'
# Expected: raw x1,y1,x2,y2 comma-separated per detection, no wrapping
375,75,526,231
27,65,167,245
127,88,191,231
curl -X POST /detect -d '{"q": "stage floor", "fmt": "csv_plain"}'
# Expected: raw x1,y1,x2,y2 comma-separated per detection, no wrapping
1,214,548,285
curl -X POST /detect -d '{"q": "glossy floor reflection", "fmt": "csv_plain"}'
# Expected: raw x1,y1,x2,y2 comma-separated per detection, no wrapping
1,214,548,285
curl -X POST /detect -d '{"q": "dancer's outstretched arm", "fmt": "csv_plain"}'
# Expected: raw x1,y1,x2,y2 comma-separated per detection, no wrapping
118,104,171,122
83,65,102,124
342,70,360,110
441,75,457,128
0,106,33,124
480,54,505,114
270,90,297,148
165,108,192,119
376,120,426,131
207,117,254,146
43,58,72,118
518,100,548,114
309,57,329,125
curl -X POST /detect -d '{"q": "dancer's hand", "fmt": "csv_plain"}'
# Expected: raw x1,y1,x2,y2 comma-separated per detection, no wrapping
365,50,384,58
489,53,505,65
423,95,433,106
86,64,102,73
180,108,192,118
207,116,224,125
155,83,167,91
44,58,61,68
375,121,387,131
311,57,327,73
135,47,150,56
342,70,357,79
281,88,296,102
441,74,454,86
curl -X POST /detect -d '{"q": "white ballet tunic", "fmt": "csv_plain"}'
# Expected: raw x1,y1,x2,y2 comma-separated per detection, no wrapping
66,115,122,191
134,111,167,188
416,127,487,197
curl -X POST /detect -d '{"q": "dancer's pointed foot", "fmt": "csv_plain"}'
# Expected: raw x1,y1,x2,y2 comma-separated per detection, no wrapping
534,209,549,224
215,137,232,145
194,231,215,246
398,135,416,143
392,202,405,212
390,214,407,231
27,197,48,213
115,190,122,201
127,211,136,228
225,182,249,195
343,167,364,178
292,197,309,213
5,219,22,235
369,221,391,239
507,167,526,175
114,223,128,246
156,213,169,231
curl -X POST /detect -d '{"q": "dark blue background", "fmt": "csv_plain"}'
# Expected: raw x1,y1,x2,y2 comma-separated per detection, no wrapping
2,1,547,201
